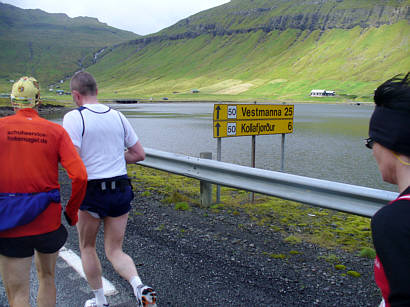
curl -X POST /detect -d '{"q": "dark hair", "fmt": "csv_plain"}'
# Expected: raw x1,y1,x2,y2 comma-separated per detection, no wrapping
374,72,410,112
369,72,410,156
70,71,97,96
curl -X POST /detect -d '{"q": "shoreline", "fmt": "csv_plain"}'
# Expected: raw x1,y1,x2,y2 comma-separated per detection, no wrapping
0,105,74,118
103,99,373,105
0,100,373,119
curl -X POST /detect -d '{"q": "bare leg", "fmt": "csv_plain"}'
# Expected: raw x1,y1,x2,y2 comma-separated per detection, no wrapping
104,213,138,281
77,210,103,289
35,250,58,307
0,254,31,307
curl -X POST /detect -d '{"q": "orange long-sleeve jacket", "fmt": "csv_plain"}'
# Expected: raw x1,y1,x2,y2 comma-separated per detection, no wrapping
0,108,87,237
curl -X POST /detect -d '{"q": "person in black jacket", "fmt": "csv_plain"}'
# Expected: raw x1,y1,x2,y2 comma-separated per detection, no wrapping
366,72,410,307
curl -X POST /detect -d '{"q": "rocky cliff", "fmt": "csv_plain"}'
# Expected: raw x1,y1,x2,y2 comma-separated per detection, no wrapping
125,0,409,45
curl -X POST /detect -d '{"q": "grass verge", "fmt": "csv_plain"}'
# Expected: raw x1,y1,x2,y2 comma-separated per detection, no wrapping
127,164,375,255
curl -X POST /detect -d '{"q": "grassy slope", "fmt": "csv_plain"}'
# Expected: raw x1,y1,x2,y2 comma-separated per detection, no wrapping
90,20,409,101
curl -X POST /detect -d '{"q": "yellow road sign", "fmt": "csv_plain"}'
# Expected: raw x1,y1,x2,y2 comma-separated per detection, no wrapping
213,104,294,121
213,119,293,138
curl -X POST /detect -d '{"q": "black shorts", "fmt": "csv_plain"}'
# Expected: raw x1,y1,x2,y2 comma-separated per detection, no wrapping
0,224,67,258
80,175,134,219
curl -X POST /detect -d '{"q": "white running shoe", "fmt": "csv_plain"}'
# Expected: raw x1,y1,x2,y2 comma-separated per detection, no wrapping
84,297,109,307
136,285,157,307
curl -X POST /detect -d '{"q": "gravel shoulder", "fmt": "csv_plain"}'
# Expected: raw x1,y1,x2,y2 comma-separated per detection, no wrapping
59,170,382,306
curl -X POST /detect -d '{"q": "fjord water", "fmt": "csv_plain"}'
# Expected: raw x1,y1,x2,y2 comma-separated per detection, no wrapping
109,102,393,192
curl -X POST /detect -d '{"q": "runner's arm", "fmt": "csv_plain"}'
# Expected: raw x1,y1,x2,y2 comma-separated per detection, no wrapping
59,131,87,225
125,141,145,164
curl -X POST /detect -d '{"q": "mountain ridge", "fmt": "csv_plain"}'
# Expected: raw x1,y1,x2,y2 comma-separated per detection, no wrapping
115,0,409,48
0,2,126,30
0,2,138,90
160,0,409,34
1,0,409,101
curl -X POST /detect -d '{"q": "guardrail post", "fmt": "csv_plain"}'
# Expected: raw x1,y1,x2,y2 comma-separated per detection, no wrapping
200,152,213,207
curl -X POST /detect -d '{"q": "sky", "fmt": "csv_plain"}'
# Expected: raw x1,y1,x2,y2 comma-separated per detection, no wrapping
2,0,230,35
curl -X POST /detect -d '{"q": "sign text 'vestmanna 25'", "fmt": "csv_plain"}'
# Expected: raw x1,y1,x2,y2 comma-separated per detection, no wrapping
213,104,293,121
213,104,294,138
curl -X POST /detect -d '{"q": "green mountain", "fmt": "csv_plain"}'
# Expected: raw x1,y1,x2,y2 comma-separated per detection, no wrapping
0,2,138,91
87,0,409,101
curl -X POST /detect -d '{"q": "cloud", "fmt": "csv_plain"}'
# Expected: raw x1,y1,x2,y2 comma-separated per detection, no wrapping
2,0,230,35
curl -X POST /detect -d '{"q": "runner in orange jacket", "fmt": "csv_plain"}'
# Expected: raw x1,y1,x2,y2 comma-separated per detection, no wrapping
0,76,87,307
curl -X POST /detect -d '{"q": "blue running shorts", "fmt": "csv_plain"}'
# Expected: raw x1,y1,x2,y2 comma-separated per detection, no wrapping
80,175,134,219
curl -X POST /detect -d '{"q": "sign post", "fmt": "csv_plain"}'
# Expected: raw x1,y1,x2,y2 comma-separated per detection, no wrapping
216,138,221,203
281,133,286,172
213,103,294,203
251,135,256,203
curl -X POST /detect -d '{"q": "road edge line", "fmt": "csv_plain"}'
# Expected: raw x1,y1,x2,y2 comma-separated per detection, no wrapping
59,246,118,296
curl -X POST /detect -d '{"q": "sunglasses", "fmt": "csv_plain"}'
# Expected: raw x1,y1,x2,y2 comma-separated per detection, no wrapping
365,137,375,149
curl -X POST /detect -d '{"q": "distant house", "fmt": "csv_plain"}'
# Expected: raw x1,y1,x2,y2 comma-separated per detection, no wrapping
310,89,335,97
56,90,65,95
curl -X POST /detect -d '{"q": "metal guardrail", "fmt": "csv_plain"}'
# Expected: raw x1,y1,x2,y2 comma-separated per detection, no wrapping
138,148,399,218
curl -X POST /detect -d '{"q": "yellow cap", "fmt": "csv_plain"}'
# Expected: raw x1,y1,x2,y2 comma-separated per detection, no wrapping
10,76,41,109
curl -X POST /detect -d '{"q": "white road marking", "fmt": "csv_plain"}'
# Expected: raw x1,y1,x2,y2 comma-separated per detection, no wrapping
59,246,118,296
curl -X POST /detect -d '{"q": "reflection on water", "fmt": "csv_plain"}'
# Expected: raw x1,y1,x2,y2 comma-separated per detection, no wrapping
51,102,395,192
